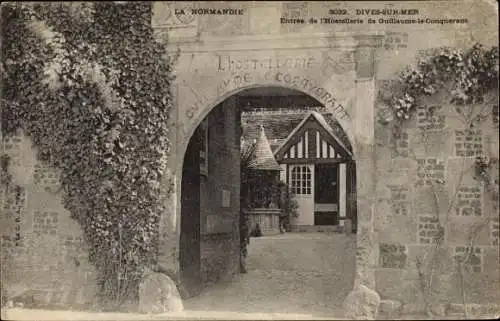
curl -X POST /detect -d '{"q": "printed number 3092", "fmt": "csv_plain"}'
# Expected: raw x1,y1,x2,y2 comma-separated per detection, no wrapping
329,9,348,15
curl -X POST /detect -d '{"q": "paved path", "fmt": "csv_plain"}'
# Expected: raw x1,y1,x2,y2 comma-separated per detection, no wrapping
184,232,357,318
2,232,356,320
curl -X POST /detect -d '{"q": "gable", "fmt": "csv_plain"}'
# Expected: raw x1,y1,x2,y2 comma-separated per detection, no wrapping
240,110,353,154
274,114,352,162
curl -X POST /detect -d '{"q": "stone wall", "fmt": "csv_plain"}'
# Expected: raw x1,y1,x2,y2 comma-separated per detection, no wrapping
1,130,97,308
2,1,497,314
246,209,281,236
199,98,241,284
374,83,499,313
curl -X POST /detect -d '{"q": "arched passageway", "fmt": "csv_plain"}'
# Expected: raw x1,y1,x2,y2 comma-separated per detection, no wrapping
179,87,358,316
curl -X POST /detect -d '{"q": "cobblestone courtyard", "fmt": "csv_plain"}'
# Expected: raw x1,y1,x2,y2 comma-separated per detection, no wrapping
184,232,357,318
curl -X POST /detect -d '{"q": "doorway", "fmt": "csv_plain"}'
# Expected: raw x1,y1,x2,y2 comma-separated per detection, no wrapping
179,86,357,307
314,164,339,226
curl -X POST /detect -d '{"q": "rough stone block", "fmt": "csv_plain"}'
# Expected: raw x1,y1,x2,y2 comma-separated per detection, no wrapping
390,158,416,177
483,246,500,274
446,157,477,188
447,271,500,304
378,215,417,244
476,303,500,317
447,218,490,246
379,243,407,269
453,246,483,273
343,284,381,320
454,185,483,217
454,129,483,157
379,299,402,316
490,219,499,246
417,215,444,244
415,158,446,187
401,302,427,315
430,303,447,316
447,303,468,316
391,131,410,158
375,269,404,301
138,270,184,314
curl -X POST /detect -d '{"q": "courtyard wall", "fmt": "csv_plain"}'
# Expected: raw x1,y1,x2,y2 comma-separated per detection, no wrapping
373,86,499,312
1,131,97,308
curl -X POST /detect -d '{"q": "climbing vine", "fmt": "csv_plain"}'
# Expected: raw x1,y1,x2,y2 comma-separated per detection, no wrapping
1,2,175,309
379,43,498,127
378,42,499,318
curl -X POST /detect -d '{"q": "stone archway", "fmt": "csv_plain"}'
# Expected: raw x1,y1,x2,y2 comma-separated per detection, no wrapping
157,34,382,317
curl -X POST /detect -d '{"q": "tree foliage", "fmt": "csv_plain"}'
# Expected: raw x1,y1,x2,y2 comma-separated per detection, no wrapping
1,2,175,309
240,142,298,234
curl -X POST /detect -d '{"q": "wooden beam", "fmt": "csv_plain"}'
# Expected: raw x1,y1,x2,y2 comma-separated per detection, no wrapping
279,158,350,164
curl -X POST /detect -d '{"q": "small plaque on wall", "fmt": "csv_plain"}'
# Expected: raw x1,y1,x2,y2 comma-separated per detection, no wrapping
222,189,231,208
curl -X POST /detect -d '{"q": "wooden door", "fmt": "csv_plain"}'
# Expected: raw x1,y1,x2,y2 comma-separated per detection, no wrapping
314,164,339,225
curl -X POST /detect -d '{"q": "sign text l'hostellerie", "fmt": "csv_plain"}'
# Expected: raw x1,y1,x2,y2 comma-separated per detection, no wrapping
216,55,351,120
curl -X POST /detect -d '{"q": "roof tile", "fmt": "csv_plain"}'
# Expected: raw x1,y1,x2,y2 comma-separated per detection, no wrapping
247,126,282,171
241,110,353,153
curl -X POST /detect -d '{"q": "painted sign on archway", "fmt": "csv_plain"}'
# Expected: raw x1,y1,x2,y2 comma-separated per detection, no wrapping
215,70,350,120
174,50,359,154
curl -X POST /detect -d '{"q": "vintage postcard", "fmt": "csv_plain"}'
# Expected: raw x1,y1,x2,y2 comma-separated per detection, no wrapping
1,1,499,320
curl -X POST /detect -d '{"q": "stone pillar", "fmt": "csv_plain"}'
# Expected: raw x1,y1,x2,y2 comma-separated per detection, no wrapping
353,77,377,290
343,43,381,320
157,167,180,278
353,143,377,290
157,86,181,281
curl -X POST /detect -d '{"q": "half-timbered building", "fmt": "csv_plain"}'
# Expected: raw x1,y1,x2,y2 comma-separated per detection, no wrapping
241,109,357,231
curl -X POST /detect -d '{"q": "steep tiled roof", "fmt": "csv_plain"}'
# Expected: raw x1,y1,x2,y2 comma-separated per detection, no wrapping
241,109,353,153
247,126,282,171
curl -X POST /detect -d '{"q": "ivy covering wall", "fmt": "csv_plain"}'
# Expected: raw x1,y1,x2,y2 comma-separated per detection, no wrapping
1,2,175,308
